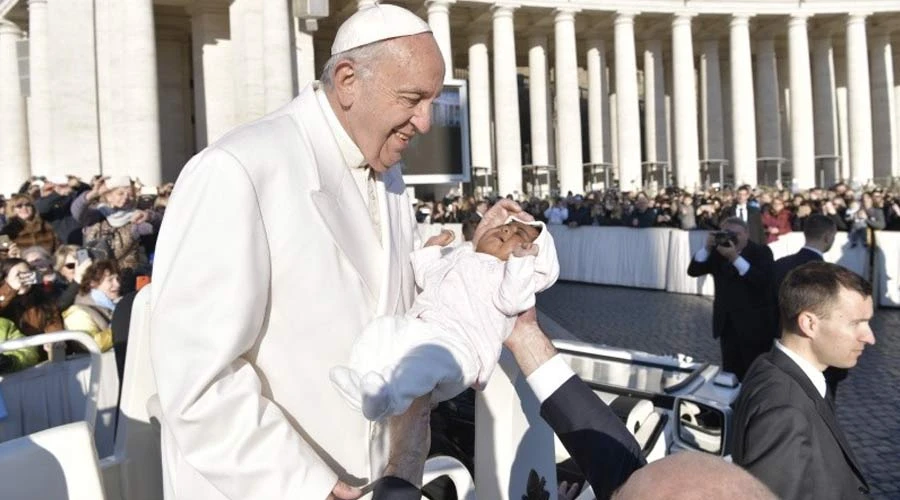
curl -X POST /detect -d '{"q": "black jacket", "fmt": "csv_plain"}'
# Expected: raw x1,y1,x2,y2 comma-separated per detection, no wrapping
731,348,869,499
773,248,822,298
687,241,776,341
34,190,86,245
373,375,646,500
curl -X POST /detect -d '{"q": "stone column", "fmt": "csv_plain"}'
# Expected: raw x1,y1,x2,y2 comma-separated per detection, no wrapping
493,5,522,196
700,40,725,164
528,36,550,168
615,11,642,190
468,34,492,173
788,15,815,189
586,39,608,166
755,37,781,160
263,0,294,111
869,32,896,182
230,0,265,123
643,40,662,164
555,9,582,194
26,0,51,176
294,17,316,89
121,0,162,186
812,37,839,182
672,14,700,189
846,14,874,185
357,0,377,9
427,0,455,79
700,39,725,162
191,1,235,149
0,20,30,192
730,14,757,186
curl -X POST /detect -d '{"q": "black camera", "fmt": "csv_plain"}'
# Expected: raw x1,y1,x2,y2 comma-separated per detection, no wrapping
713,230,738,246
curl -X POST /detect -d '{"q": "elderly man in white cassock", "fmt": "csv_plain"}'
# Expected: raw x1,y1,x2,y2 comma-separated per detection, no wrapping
149,4,526,500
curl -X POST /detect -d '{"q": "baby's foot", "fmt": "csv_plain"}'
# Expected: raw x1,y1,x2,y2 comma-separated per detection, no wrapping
360,372,393,421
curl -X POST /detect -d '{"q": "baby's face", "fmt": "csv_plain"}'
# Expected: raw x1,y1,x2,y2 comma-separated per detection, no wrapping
475,221,540,260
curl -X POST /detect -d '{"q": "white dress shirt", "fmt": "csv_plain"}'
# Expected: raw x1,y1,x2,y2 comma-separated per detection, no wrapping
526,354,576,404
775,341,827,398
736,204,748,222
693,247,751,276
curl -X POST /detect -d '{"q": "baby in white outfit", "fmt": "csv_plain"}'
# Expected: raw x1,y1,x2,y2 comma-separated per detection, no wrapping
330,217,559,421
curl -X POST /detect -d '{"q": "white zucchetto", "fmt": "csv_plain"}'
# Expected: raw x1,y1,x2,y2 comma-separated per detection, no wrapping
331,4,432,55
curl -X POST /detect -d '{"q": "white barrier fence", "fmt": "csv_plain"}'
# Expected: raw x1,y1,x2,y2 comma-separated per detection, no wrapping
419,224,900,308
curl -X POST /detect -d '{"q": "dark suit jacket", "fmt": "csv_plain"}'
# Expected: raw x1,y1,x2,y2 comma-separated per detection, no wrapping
731,348,870,499
687,241,775,341
721,205,765,245
373,376,646,500
773,248,822,300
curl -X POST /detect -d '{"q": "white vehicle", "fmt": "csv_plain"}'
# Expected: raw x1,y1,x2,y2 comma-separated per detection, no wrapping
0,287,740,500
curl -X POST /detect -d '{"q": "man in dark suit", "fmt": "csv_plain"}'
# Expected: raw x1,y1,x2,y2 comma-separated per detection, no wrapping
731,262,874,499
687,217,776,381
770,215,849,399
374,309,776,500
720,185,765,244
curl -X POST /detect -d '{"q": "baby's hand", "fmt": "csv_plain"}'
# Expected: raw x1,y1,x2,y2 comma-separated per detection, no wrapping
512,242,539,258
424,229,455,247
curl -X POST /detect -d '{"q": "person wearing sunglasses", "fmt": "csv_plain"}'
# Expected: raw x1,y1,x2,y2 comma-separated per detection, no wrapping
1,194,60,256
50,245,93,311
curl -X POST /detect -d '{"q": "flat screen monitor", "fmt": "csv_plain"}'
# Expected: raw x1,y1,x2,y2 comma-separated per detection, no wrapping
400,79,470,184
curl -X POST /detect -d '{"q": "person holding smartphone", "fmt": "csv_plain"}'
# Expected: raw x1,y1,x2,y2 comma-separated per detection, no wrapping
0,258,65,360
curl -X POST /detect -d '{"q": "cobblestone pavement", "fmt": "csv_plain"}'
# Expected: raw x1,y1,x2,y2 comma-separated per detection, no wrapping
536,282,900,499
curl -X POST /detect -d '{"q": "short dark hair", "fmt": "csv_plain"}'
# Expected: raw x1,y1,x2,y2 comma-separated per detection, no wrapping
779,262,872,334
80,260,120,295
803,214,837,241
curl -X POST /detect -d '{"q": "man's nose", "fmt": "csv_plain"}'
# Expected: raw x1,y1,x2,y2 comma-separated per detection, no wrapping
861,326,876,346
410,102,433,135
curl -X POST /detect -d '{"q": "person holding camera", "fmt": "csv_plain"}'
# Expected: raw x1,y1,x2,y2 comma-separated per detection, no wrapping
0,258,65,360
687,217,776,381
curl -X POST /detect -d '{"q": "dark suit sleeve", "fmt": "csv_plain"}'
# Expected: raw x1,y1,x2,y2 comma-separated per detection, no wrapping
687,252,715,277
540,376,646,499
736,406,815,500
371,476,422,500
866,209,886,230
742,244,774,292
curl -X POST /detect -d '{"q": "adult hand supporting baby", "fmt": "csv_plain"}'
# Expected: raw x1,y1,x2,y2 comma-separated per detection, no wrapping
383,395,432,486
472,199,534,248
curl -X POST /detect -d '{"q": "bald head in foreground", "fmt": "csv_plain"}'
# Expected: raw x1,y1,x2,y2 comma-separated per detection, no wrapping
374,306,775,499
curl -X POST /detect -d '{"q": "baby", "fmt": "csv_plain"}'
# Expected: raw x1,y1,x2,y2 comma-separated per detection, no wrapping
330,217,559,420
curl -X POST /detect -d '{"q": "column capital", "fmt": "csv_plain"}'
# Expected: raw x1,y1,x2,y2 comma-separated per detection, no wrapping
554,8,579,23
586,38,605,52
469,32,489,45
788,13,811,25
187,0,229,15
672,12,696,24
615,11,639,24
491,3,519,17
847,13,870,24
425,0,456,15
0,19,21,35
528,34,547,45
730,14,754,27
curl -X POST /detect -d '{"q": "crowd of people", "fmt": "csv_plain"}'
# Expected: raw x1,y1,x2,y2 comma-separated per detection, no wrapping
416,181,900,241
0,174,170,373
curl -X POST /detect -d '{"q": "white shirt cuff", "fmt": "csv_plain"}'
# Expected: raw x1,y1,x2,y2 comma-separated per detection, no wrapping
525,354,576,404
694,247,710,262
733,256,750,276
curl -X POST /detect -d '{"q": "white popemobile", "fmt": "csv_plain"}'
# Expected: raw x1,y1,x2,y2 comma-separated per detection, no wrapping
0,286,738,500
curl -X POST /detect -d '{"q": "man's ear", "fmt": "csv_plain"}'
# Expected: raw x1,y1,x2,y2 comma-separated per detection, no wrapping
331,59,360,108
796,310,818,339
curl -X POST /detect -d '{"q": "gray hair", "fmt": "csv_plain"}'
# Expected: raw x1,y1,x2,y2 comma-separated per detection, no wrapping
721,216,748,231
320,40,401,89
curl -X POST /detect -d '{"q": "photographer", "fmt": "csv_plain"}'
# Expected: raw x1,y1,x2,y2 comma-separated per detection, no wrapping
687,218,775,381
0,258,65,360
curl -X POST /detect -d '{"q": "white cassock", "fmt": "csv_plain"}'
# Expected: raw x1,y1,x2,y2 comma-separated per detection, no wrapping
149,82,418,499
